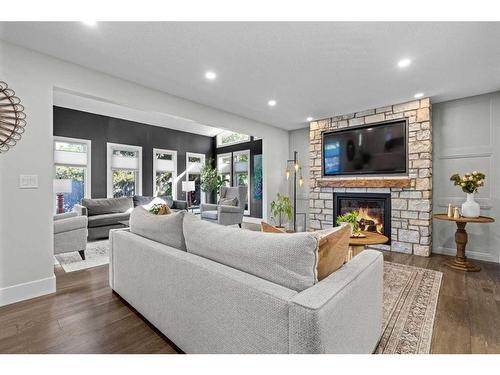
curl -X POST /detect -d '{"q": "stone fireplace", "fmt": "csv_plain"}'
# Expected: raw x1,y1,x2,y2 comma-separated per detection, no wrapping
309,98,432,256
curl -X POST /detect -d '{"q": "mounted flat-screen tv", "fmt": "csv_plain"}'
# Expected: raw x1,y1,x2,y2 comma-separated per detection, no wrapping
323,120,407,176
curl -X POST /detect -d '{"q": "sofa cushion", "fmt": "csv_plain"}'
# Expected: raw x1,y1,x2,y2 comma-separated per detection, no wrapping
183,213,319,292
260,222,351,281
129,206,186,251
201,210,218,220
88,212,130,228
82,197,133,216
133,195,174,208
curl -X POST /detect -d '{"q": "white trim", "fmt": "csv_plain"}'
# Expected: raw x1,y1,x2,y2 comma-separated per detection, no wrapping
0,275,56,307
186,152,206,205
433,246,498,263
53,136,92,199
106,142,143,198
153,148,178,199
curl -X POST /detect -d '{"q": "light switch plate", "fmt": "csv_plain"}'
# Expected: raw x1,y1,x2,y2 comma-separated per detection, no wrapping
19,174,38,189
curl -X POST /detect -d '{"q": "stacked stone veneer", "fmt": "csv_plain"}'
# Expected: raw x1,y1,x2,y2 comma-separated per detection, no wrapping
309,98,432,256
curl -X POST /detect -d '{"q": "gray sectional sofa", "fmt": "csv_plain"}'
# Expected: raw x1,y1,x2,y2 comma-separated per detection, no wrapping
109,208,384,354
75,195,188,240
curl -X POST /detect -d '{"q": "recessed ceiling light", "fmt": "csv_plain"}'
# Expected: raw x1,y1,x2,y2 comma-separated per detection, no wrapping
397,58,412,68
82,21,97,27
306,117,313,122
414,92,424,99
268,100,277,107
205,71,217,80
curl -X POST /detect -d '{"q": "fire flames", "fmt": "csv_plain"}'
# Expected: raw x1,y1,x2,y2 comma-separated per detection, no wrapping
357,206,384,234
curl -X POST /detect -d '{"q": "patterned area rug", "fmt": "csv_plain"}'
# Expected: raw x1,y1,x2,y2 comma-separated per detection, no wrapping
376,261,442,354
54,240,109,272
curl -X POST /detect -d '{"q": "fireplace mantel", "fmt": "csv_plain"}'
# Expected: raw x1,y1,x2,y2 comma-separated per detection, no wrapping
318,177,412,188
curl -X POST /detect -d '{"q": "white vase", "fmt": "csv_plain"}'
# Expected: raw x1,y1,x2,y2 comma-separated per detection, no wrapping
461,193,480,218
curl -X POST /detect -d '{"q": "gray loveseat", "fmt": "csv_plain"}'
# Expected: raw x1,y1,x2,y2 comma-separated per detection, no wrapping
109,210,383,354
75,195,188,240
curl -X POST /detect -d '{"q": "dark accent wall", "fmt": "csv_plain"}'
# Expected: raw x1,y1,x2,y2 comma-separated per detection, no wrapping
53,106,215,200
216,139,263,218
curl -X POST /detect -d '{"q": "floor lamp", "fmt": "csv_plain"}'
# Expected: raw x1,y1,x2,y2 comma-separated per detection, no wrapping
285,151,304,232
182,180,196,208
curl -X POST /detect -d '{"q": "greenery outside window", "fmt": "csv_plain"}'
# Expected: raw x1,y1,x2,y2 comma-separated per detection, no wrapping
53,137,91,212
107,143,142,198
216,131,250,148
153,149,177,198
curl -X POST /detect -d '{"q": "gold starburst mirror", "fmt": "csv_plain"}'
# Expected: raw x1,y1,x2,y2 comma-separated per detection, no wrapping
0,81,26,153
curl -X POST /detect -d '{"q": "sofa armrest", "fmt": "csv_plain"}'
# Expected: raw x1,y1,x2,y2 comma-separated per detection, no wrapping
73,204,88,216
218,205,243,214
54,215,88,234
200,203,218,212
173,200,188,210
54,211,78,221
288,250,383,354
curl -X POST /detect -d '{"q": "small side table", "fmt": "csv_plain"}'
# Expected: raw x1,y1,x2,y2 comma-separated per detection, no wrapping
347,231,389,261
433,214,495,272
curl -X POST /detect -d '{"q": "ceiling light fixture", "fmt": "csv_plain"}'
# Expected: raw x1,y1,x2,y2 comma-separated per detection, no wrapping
397,58,412,68
82,21,97,27
306,117,313,122
205,71,217,80
268,100,277,107
414,92,424,99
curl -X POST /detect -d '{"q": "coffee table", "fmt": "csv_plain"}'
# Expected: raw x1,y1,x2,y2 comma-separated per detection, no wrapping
347,231,389,260
433,213,495,272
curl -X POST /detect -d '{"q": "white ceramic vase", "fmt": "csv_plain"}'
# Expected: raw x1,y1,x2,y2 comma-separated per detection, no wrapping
461,193,480,218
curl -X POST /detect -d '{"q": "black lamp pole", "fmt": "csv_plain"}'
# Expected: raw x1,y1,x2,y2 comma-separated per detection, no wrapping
286,151,299,232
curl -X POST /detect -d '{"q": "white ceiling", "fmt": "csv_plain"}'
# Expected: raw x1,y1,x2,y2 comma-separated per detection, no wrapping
2,22,500,130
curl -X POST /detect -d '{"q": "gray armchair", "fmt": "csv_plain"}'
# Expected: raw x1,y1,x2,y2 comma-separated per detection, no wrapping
200,186,247,227
54,211,88,260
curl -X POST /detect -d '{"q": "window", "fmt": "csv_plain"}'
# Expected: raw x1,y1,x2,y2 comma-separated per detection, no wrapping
186,152,206,206
153,149,177,199
233,150,250,214
53,137,91,212
107,143,142,198
216,131,250,148
217,153,232,189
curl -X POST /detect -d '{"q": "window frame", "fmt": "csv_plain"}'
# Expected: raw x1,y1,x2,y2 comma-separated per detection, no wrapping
106,142,143,198
232,149,251,215
152,148,178,199
53,136,92,200
186,151,206,205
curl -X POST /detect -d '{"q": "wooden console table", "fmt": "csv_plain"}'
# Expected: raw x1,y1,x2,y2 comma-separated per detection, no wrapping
433,214,495,272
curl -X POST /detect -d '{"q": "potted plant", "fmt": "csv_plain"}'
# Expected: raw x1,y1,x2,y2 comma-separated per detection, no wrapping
200,159,229,202
270,193,293,229
450,171,486,218
336,211,362,237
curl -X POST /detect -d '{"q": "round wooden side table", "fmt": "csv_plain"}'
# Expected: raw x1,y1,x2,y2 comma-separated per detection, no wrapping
347,231,389,260
433,214,495,272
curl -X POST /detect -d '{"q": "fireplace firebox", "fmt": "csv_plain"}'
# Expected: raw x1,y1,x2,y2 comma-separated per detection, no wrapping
333,193,391,244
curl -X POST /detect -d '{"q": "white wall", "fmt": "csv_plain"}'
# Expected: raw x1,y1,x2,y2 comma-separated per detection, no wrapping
288,127,310,230
433,91,500,263
0,40,289,305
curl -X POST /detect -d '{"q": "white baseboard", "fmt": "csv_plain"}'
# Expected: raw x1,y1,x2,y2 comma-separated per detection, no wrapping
433,246,498,263
0,275,56,307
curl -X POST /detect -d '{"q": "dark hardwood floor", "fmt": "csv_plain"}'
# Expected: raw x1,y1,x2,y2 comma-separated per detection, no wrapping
0,251,498,353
